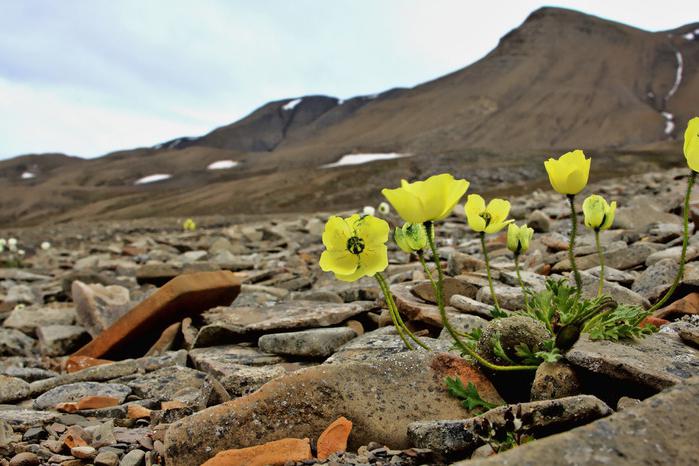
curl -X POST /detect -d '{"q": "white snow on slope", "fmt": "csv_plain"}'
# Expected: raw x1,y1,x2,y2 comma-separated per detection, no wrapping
322,153,408,168
666,51,683,101
684,28,699,40
153,136,195,150
662,111,675,135
135,174,172,185
207,160,239,170
282,98,302,111
21,172,35,179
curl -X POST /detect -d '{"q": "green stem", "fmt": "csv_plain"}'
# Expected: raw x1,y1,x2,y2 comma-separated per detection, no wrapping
649,170,696,312
417,251,437,289
374,273,413,350
480,232,501,312
567,194,582,295
375,272,429,350
514,254,529,310
424,222,537,372
594,230,605,297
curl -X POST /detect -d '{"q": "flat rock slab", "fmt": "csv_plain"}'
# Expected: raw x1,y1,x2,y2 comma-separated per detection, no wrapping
0,328,35,357
408,395,611,457
34,382,131,410
0,375,30,403
114,366,212,408
73,271,241,359
71,281,131,337
565,333,699,392
3,304,76,334
0,409,59,432
194,301,369,347
459,376,699,466
164,351,503,466
258,327,358,358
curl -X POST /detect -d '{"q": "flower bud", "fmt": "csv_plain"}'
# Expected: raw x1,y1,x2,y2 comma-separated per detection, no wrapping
41,241,51,250
582,194,616,231
378,202,391,215
507,223,534,255
394,223,429,253
362,206,376,217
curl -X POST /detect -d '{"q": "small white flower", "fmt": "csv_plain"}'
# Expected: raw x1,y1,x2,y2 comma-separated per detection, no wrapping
8,238,17,246
362,206,376,216
17,249,25,256
378,201,391,215
41,241,51,250
0,238,6,247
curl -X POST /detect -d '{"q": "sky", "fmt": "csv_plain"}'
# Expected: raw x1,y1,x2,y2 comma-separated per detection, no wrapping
0,0,694,159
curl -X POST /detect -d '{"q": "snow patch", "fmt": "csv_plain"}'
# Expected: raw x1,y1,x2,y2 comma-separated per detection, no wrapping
662,111,675,135
135,174,172,185
322,153,408,168
207,160,239,170
282,98,302,111
153,136,195,150
684,29,699,40
21,172,35,179
666,51,683,101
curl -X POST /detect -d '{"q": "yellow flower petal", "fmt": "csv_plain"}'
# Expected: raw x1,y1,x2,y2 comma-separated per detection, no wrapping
355,215,390,246
381,186,426,224
465,194,487,232
486,198,510,225
322,216,352,251
334,267,366,282
485,219,513,234
684,117,699,172
545,150,591,195
601,201,616,230
359,244,389,276
383,174,469,224
319,249,358,274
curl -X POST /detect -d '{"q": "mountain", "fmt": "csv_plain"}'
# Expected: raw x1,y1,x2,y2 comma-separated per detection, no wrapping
2,7,698,226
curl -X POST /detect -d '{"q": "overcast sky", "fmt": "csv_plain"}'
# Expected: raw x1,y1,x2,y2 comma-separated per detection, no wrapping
0,0,694,159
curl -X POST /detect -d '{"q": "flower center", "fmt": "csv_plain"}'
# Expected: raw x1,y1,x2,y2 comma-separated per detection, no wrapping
346,236,365,255
479,212,492,226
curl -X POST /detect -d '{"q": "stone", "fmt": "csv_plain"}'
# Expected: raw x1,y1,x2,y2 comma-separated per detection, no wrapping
439,314,488,341
530,362,581,401
632,258,678,302
73,271,241,359
144,321,181,357
0,328,35,357
258,327,357,358
164,351,503,465
449,294,501,319
553,242,659,272
0,410,59,431
71,445,97,459
409,395,611,457
127,405,152,420
458,377,699,466
476,285,524,311
390,282,445,326
34,382,131,410
585,266,635,286
0,375,30,403
0,419,14,447
8,452,40,466
194,301,367,347
5,285,38,305
71,281,131,337
2,367,58,383
119,449,145,466
526,210,551,232
448,252,486,276
201,438,313,466
114,366,214,408
575,271,650,308
614,205,682,231
411,278,478,304
477,315,551,366
654,291,699,320
317,417,353,460
36,325,90,356
645,245,698,266
94,450,119,466
3,304,76,334
565,333,699,392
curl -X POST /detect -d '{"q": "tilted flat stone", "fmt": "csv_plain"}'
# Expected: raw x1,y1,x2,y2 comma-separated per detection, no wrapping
193,301,368,347
565,333,699,392
0,328,35,357
553,242,661,272
459,376,699,466
0,409,59,432
0,375,30,403
164,352,503,466
37,325,90,357
34,382,131,410
3,304,76,334
114,366,216,408
258,327,357,358
71,281,131,337
72,271,240,359
408,395,611,457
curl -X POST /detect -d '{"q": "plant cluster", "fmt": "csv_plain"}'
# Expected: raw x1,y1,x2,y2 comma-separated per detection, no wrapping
317,117,699,372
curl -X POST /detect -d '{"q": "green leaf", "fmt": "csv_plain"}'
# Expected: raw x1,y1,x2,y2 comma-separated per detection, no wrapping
445,377,500,412
491,333,515,364
585,304,655,341
490,307,509,319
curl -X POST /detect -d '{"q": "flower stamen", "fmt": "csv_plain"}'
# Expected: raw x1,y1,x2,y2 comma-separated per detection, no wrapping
346,236,365,255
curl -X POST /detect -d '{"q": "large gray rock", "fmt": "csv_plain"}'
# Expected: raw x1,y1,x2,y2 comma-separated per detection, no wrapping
0,410,58,432
459,377,699,466
408,395,611,457
477,315,551,366
0,375,30,403
476,285,524,311
164,351,503,466
36,325,90,356
71,281,131,337
114,366,218,409
0,328,35,356
632,258,677,301
258,327,357,358
530,361,581,401
566,333,699,392
33,382,131,410
553,242,660,272
3,304,76,334
439,314,489,341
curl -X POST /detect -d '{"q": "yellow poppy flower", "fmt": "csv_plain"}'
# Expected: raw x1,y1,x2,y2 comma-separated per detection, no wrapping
381,173,469,224
319,214,389,282
544,150,591,195
685,117,699,172
582,194,616,231
182,218,196,231
465,194,513,234
507,223,534,254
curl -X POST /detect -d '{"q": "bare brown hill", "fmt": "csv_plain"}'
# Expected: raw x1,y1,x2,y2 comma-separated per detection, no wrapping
2,7,698,226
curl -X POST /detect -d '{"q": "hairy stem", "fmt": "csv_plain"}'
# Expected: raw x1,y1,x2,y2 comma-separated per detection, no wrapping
424,222,537,371
649,170,697,312
480,232,501,312
567,194,583,295
514,254,529,310
375,273,413,350
375,272,429,350
594,230,605,297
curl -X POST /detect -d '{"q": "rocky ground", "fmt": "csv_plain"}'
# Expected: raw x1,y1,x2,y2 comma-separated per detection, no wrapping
1,167,699,465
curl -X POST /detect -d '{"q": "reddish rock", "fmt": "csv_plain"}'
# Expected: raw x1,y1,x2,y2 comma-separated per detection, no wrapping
640,316,669,328
201,438,312,466
65,355,113,373
76,395,120,410
317,417,353,460
127,404,152,420
73,271,240,359
145,321,181,357
654,292,699,320
61,426,89,449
